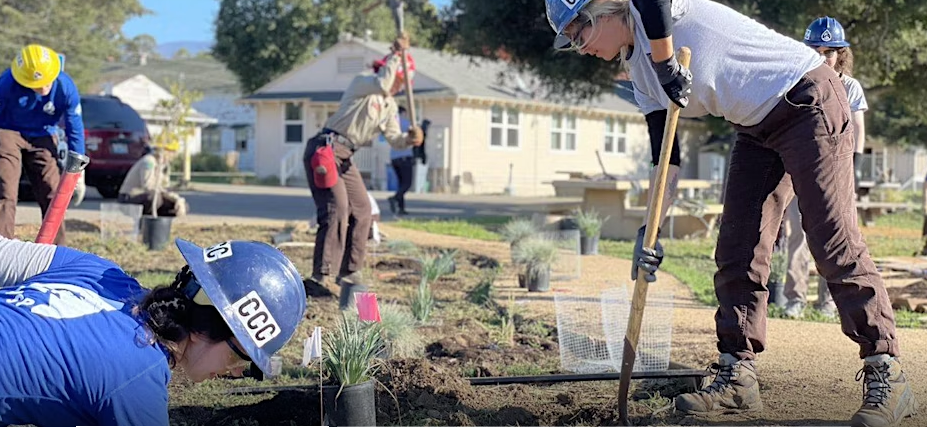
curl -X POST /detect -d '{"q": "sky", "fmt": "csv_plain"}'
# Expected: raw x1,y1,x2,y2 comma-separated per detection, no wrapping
122,0,453,44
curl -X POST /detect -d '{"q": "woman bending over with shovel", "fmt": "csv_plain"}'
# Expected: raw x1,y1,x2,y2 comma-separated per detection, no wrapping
0,236,306,425
545,0,914,425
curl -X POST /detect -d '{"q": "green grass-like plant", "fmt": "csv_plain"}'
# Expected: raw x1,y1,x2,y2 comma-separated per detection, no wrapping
573,208,609,237
323,312,385,388
410,277,435,323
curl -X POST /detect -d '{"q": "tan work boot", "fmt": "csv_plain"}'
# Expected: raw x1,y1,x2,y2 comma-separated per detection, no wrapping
851,354,917,427
675,353,762,414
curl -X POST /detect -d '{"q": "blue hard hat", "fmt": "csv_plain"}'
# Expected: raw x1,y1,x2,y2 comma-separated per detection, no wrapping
175,238,306,377
545,0,593,49
804,16,850,48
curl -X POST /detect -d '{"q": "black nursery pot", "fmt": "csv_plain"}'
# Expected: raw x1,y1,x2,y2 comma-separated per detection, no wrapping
322,380,376,427
580,234,599,255
141,216,173,250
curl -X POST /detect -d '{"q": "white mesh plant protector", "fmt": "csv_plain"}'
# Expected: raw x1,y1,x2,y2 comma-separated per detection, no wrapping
555,283,674,374
541,229,581,282
100,202,142,242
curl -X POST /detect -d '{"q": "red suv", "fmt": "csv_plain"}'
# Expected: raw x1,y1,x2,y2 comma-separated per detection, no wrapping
80,94,150,198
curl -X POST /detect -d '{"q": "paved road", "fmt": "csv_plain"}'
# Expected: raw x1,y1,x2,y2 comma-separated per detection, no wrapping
14,183,581,227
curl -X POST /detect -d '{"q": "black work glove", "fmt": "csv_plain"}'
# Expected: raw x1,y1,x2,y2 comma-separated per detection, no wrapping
651,54,693,109
631,225,664,283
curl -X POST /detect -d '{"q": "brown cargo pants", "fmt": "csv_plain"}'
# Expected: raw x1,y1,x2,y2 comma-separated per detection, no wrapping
714,64,898,360
0,129,65,245
303,134,371,278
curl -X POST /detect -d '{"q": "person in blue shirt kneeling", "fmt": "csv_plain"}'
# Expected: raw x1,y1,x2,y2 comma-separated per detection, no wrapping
0,236,306,426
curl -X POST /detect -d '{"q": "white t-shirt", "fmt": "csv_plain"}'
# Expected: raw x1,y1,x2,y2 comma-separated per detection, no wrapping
842,75,868,113
627,0,824,126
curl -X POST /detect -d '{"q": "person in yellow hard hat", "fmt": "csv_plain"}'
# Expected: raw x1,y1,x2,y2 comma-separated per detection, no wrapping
0,44,85,245
117,140,188,217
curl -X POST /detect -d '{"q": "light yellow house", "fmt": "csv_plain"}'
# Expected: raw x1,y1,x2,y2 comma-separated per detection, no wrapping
239,34,710,196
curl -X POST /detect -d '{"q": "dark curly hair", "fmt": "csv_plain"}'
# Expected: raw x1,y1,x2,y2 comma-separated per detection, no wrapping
834,47,854,77
136,266,234,367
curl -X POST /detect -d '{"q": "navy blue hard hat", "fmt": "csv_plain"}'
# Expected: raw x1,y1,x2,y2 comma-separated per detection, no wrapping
546,0,593,49
804,16,850,48
175,238,306,377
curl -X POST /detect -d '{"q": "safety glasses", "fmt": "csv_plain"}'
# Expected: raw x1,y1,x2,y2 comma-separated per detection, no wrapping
226,338,252,363
554,17,593,52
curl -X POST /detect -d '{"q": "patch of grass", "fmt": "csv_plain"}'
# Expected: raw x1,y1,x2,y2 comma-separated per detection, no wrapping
466,269,497,307
600,238,718,306
393,217,502,241
132,271,176,289
378,302,426,358
873,209,922,230
501,362,556,377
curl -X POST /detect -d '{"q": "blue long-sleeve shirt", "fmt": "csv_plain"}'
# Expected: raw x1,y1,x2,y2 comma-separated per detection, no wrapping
0,237,170,426
0,68,85,154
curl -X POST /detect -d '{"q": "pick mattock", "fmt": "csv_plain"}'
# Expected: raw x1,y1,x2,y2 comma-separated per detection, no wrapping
616,46,691,425
387,0,418,128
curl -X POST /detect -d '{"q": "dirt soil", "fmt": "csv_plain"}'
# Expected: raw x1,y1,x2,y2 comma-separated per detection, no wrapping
373,225,927,426
25,220,927,426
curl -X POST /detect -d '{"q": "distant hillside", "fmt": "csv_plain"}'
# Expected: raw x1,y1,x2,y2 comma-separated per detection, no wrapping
157,41,213,58
93,56,240,96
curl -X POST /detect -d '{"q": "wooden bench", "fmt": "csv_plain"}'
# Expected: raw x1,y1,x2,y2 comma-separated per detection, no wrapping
625,202,725,239
857,202,913,227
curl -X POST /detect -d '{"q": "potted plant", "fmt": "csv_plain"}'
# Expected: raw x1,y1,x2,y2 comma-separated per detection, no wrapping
142,80,201,251
322,312,384,427
574,208,609,255
512,237,559,292
501,218,538,257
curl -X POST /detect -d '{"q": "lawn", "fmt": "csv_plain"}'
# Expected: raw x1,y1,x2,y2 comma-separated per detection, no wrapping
393,210,927,328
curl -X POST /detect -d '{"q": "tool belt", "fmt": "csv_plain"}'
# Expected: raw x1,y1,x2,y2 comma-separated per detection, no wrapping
320,128,356,152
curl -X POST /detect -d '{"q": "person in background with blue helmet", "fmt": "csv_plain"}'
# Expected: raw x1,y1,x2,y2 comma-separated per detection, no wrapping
0,236,306,426
545,1,914,425
0,44,85,247
781,16,869,321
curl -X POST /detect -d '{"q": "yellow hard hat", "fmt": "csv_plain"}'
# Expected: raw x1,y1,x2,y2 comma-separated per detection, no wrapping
153,137,180,153
11,44,61,89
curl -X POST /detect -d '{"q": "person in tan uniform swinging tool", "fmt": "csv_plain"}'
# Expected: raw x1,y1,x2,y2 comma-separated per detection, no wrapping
117,140,187,217
303,33,423,310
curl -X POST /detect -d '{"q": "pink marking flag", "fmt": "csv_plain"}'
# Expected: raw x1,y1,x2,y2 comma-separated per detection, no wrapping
355,292,381,322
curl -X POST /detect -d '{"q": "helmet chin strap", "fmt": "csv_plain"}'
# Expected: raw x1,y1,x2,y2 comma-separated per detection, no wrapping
177,266,214,307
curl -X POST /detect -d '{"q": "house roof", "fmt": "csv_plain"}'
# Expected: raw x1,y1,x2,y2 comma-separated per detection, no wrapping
105,74,217,125
242,39,642,116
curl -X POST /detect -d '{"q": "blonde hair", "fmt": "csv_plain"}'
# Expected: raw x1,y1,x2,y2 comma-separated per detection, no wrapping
565,0,635,58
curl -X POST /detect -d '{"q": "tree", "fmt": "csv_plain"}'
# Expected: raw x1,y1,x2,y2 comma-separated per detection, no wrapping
445,0,927,145
213,0,444,94
0,0,148,89
152,80,204,195
123,34,159,65
442,0,622,103
173,48,191,60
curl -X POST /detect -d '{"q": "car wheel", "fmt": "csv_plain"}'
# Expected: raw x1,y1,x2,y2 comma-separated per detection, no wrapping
96,184,120,199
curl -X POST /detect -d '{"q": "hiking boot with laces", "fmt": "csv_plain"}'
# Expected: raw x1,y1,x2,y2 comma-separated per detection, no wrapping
675,353,762,414
851,354,917,427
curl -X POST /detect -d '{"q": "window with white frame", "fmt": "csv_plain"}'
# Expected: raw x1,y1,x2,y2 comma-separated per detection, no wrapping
284,102,303,144
490,106,519,148
604,117,628,154
551,112,577,151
